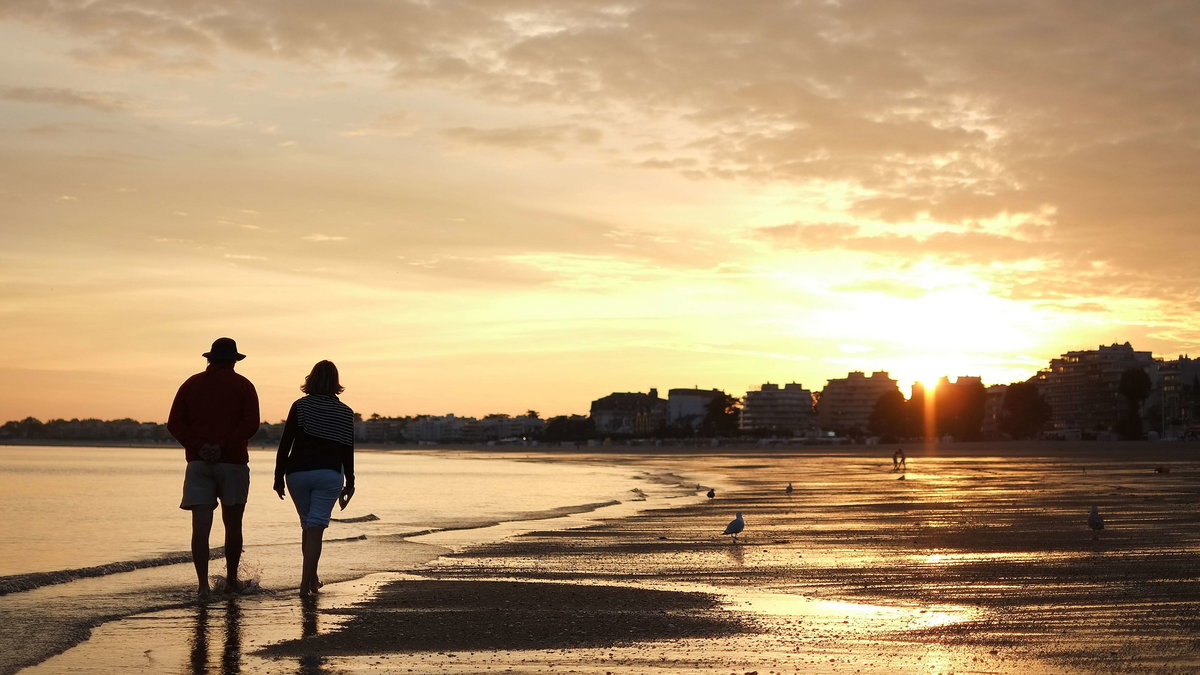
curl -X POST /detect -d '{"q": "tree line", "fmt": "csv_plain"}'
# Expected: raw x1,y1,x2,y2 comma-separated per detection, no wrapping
868,379,1049,442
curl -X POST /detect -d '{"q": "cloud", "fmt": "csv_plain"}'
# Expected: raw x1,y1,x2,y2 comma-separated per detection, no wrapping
341,112,417,138
753,221,1044,265
1,86,128,112
27,122,118,136
440,124,602,153
5,0,1199,344
302,234,347,242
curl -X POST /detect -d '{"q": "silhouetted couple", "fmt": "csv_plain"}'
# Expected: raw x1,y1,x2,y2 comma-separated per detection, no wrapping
168,338,356,599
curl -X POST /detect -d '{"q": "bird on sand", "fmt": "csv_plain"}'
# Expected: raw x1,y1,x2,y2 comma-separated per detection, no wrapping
1088,505,1104,539
723,512,745,542
707,488,715,499
785,482,793,494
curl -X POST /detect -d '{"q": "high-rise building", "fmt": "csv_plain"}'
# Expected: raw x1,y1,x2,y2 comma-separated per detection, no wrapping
1034,342,1155,433
981,384,1008,439
739,382,814,435
1160,355,1200,439
816,371,899,437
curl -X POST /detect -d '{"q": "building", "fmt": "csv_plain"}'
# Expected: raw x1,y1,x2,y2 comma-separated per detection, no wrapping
1160,355,1200,439
361,416,405,443
477,413,546,442
981,384,1008,439
403,414,470,443
668,388,725,431
816,371,899,437
739,382,814,435
1034,342,1155,434
590,389,668,437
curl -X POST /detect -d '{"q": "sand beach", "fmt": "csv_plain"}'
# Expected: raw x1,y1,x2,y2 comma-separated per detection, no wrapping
21,441,1200,674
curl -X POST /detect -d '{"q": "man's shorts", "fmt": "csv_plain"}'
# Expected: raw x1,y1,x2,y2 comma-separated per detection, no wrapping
180,460,251,510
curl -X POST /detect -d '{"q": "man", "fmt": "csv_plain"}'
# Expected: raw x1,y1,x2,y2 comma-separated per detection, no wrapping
168,337,260,599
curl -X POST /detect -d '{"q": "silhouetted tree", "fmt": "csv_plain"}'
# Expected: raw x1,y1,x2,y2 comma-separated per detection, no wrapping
1116,366,1152,440
13,417,44,439
543,415,594,443
999,381,1051,439
869,389,908,442
699,393,741,437
951,378,987,440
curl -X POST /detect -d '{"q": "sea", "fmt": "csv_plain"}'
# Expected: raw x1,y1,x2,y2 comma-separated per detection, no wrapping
0,444,700,673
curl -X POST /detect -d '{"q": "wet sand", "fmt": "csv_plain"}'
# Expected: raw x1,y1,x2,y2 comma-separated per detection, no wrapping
31,442,1200,673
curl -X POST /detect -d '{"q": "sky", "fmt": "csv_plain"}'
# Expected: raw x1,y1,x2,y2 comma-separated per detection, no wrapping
1,1,1198,424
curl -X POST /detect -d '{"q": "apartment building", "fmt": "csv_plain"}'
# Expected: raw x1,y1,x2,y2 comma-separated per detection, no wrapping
1160,355,1200,439
981,384,1008,439
1034,342,1155,433
739,382,814,435
816,371,899,436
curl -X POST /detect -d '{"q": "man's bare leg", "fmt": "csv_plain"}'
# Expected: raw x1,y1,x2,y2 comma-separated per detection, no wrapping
221,503,245,594
191,507,215,599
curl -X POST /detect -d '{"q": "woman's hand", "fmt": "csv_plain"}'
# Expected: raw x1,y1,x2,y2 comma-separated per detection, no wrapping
273,479,285,500
338,486,355,510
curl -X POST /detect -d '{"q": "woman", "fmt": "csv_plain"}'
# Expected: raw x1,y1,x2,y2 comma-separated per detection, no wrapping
273,360,356,595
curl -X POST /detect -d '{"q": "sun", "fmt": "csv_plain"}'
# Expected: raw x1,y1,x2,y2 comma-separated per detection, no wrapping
808,263,1048,395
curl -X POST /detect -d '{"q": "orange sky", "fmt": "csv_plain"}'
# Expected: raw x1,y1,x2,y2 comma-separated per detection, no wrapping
1,2,1197,423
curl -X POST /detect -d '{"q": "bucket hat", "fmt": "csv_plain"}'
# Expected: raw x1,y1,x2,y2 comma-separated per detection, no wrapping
203,337,246,361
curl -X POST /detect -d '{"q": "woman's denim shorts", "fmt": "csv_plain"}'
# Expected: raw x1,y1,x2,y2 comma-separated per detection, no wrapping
286,469,344,529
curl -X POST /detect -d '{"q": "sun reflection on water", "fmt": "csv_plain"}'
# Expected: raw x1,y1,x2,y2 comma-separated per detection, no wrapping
729,589,975,631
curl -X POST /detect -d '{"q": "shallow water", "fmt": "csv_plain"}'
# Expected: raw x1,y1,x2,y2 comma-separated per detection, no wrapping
0,445,646,579
12,445,1200,673
0,445,675,674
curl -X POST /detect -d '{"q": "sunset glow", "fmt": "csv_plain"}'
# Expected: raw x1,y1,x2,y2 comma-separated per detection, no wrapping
1,2,1198,422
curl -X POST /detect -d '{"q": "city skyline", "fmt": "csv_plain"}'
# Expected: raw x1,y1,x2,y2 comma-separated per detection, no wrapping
2,3,1198,424
1,339,1188,425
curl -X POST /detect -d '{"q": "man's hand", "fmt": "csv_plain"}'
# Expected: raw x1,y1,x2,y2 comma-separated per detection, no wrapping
338,486,355,510
273,479,285,500
198,443,221,463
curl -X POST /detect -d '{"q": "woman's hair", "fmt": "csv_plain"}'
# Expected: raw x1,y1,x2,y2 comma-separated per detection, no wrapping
301,360,344,395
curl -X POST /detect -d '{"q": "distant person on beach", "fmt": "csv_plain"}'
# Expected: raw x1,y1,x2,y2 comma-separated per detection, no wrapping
274,360,356,595
892,448,906,471
168,337,261,599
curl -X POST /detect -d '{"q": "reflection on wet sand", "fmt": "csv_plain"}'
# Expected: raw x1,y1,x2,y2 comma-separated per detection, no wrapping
297,595,331,675
189,605,208,673
187,599,242,675
423,448,1200,672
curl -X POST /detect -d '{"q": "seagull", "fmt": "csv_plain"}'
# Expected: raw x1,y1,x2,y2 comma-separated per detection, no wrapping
723,512,745,542
1088,505,1104,539
707,488,715,499
785,482,793,495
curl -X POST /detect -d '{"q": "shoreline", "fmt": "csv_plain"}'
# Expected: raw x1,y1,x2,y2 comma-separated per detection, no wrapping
3,452,699,675
4,437,1199,462
260,445,1200,673
17,444,1200,673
